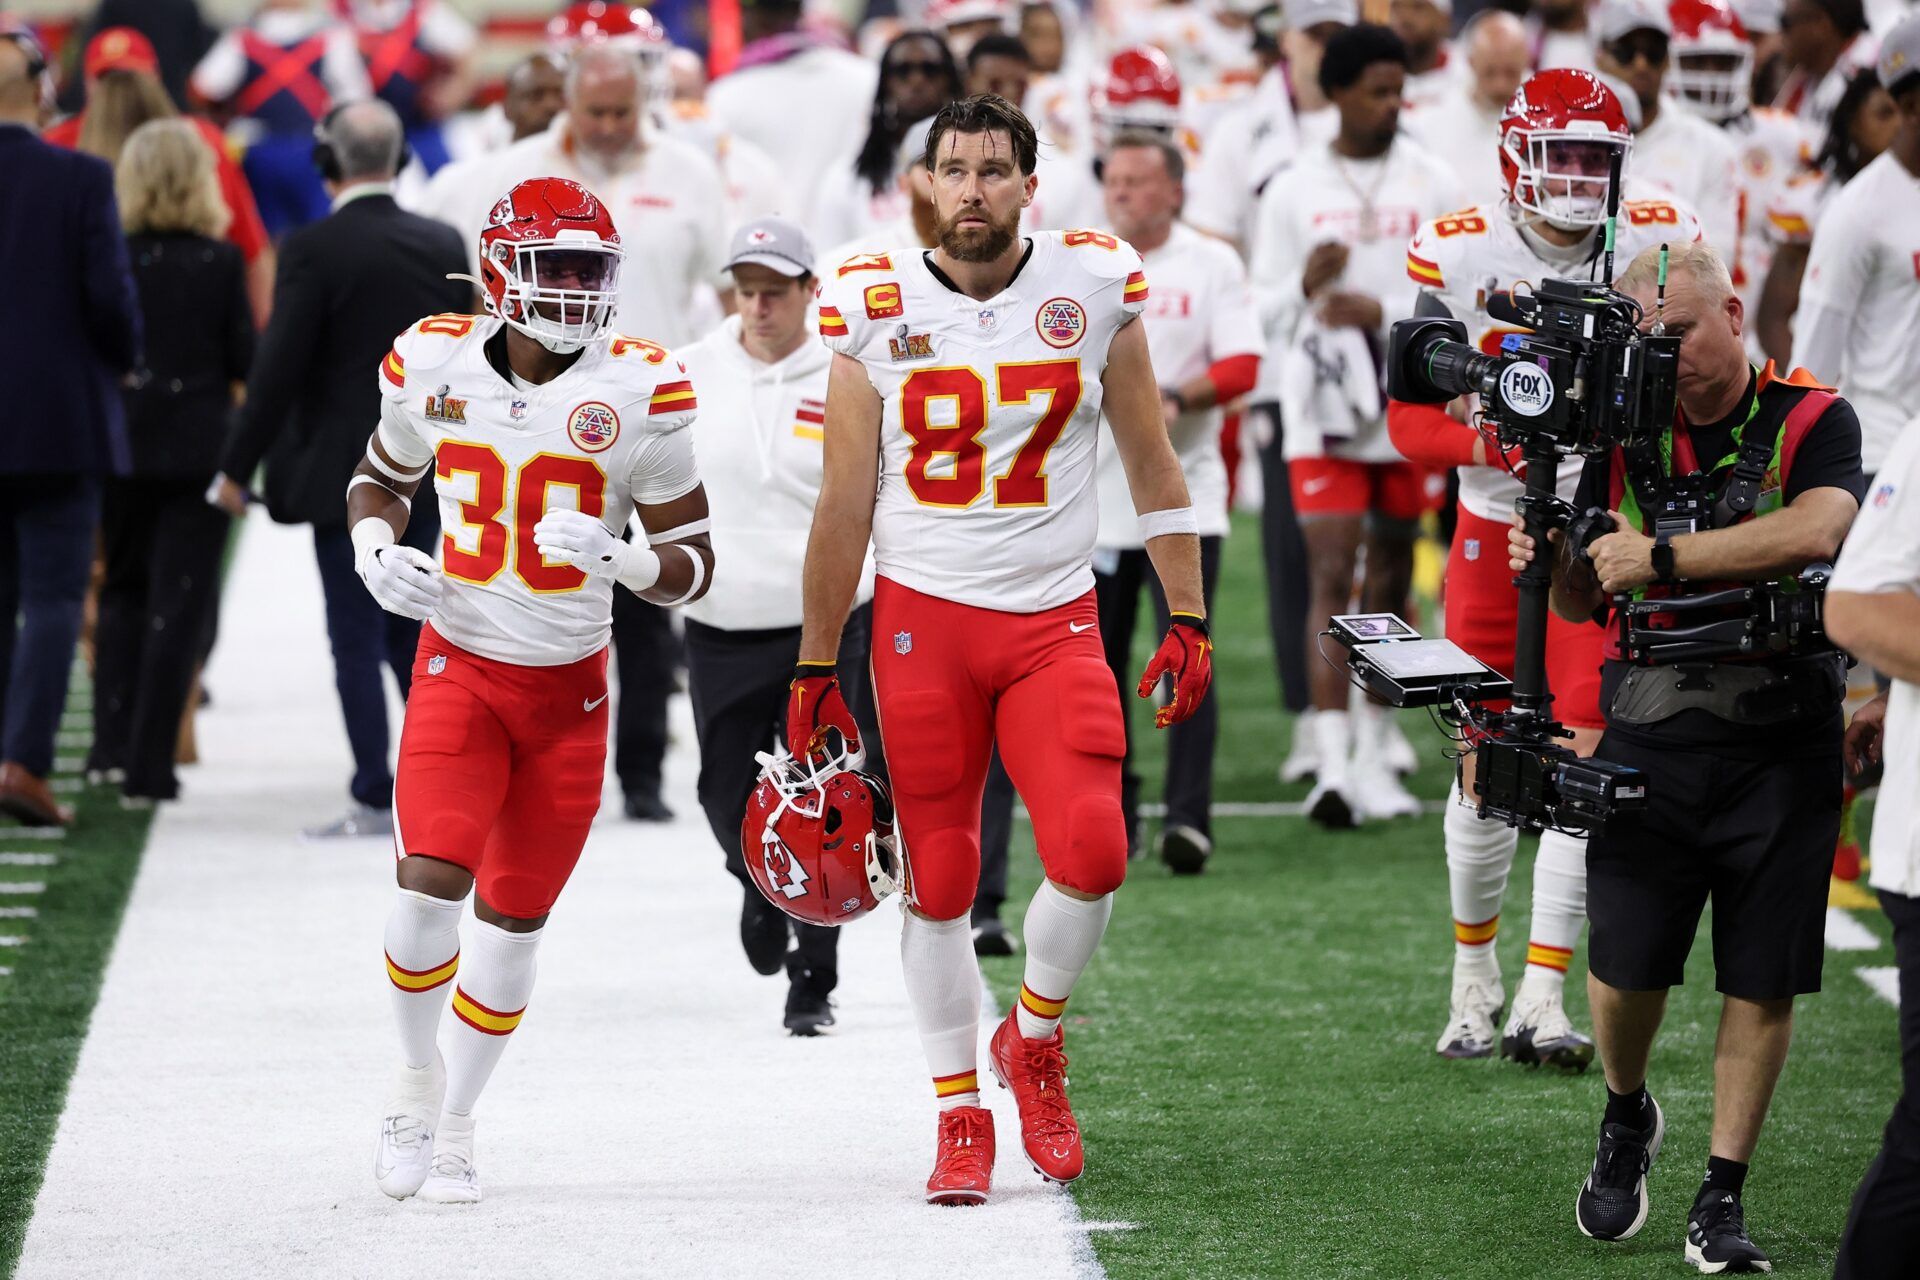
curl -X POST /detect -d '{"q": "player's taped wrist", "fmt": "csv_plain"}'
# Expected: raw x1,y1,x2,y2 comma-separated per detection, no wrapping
350,515,397,575
612,540,663,594
1139,505,1199,540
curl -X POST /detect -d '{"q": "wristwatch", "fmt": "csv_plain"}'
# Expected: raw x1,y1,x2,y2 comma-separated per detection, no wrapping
1651,533,1677,584
1164,388,1188,416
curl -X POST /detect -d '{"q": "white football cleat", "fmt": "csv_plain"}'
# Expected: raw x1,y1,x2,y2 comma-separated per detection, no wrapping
1436,969,1505,1060
373,1054,445,1200
416,1109,482,1204
1378,714,1420,776
1279,709,1320,784
1351,759,1423,820
1503,985,1596,1072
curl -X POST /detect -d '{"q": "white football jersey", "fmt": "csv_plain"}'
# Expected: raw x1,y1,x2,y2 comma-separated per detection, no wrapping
817,231,1150,613
1723,107,1818,349
376,314,702,666
1406,191,1705,521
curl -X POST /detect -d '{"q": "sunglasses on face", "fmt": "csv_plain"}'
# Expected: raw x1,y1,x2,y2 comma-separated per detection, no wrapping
1608,33,1670,65
886,59,948,79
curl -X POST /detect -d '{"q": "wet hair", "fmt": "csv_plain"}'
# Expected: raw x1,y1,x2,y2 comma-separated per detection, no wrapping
1318,23,1409,98
922,93,1039,175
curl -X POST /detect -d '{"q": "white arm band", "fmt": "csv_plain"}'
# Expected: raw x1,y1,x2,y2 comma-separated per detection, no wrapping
658,543,708,607
366,439,430,484
350,515,397,563
348,472,411,509
1139,506,1199,540
645,516,712,545
615,542,663,594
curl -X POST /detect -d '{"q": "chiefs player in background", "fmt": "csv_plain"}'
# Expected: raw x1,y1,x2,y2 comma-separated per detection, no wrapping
1389,70,1703,1071
793,95,1212,1206
348,177,713,1204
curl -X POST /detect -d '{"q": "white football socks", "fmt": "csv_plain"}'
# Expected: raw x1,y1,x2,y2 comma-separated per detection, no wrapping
1445,779,1518,977
1313,710,1353,789
441,918,541,1119
1521,827,1589,999
901,911,982,1110
383,889,463,1070
1016,880,1113,1040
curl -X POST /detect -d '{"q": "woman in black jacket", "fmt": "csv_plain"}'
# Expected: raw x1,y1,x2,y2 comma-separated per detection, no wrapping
91,117,251,803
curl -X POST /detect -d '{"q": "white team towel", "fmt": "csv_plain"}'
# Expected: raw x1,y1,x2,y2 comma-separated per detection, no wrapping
1278,313,1381,458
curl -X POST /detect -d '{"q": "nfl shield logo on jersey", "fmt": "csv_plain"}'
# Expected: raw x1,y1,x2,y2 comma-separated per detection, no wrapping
976,307,998,334
894,631,913,655
427,655,447,675
1464,538,1481,561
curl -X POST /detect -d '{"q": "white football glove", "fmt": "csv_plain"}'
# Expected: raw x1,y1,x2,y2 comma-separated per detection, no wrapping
356,543,443,620
534,508,659,588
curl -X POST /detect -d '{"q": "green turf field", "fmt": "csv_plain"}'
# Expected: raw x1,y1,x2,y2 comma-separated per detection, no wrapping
0,672,155,1274
982,512,1901,1278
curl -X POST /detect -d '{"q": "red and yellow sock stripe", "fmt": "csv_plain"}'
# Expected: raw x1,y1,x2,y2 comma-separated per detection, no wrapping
1018,983,1067,1022
933,1069,979,1100
1526,941,1573,973
386,950,457,994
451,986,526,1037
1454,915,1499,947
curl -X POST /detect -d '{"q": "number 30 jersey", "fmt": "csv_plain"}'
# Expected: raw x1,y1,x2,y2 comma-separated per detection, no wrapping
817,230,1149,613
1405,192,1702,522
376,313,702,667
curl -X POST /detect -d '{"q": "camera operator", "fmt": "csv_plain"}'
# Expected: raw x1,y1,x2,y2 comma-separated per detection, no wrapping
1827,417,1920,1279
1508,239,1864,1272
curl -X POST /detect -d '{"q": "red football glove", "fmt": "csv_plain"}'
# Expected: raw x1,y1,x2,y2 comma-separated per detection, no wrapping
1137,613,1213,729
787,661,861,760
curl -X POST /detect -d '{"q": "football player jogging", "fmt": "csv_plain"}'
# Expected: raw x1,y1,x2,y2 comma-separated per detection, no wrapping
351,177,713,1203
793,95,1213,1206
1386,69,1703,1069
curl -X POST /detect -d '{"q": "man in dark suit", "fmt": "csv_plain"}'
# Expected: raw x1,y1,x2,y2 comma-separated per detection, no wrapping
212,97,467,840
0,33,143,827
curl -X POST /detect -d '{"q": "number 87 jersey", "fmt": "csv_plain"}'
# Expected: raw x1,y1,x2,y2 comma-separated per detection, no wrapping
817,230,1150,613
375,312,702,667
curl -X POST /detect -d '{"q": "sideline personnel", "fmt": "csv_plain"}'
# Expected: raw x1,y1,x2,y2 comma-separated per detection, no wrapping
1510,240,1863,1272
1828,418,1920,1278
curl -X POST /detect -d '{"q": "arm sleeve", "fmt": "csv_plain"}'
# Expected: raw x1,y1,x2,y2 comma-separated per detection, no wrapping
1784,398,1867,504
1206,252,1264,364
1788,300,1853,388
1387,399,1478,467
1791,207,1870,379
79,159,142,375
1831,430,1920,595
323,27,373,100
189,33,246,103
628,416,702,505
1247,180,1308,346
420,1,479,57
219,239,322,478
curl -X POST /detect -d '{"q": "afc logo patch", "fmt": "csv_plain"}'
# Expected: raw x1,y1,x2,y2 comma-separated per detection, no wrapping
759,836,811,901
567,401,621,452
864,282,903,320
888,331,935,362
1036,297,1087,348
423,384,466,423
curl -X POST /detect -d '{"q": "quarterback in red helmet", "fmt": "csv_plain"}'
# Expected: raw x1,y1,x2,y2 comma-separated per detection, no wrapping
1387,69,1704,1078
348,175,714,1206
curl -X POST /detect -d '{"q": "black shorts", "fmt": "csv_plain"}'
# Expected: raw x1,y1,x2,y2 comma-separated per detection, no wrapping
1586,734,1841,1000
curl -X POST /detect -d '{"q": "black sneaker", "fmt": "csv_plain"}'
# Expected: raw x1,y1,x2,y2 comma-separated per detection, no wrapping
783,958,836,1036
1686,1189,1772,1273
1158,824,1212,876
740,888,790,977
1576,1095,1665,1241
622,786,674,822
971,914,1019,957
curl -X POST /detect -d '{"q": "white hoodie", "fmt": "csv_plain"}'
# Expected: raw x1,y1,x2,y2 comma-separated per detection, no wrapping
677,314,873,630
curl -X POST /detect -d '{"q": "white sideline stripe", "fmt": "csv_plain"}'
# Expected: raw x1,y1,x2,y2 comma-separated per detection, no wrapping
0,906,38,918
53,756,82,774
1825,907,1880,952
1076,1221,1141,1233
0,935,26,947
54,732,89,749
0,882,45,895
0,967,12,977
4,827,66,840
18,517,1105,1280
50,778,81,794
1136,799,1448,819
1859,967,1901,1007
0,853,58,866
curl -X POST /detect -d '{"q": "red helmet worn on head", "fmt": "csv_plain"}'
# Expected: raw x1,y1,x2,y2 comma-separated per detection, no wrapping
1093,45,1182,140
1668,0,1752,122
548,2,660,49
742,742,899,928
478,177,624,353
1499,69,1633,230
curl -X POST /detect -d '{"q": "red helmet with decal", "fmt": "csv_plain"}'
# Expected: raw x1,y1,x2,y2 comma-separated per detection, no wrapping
1498,69,1633,229
1092,45,1183,145
742,740,899,928
477,177,624,353
1668,0,1752,122
547,2,666,51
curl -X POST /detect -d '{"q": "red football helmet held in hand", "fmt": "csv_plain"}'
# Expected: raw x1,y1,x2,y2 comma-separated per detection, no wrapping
743,741,900,926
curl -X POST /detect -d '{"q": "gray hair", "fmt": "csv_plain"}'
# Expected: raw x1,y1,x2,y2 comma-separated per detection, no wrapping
325,98,407,180
1616,239,1734,308
566,42,643,100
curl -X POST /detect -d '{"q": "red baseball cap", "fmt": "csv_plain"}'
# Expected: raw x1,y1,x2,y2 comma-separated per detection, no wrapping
84,27,158,81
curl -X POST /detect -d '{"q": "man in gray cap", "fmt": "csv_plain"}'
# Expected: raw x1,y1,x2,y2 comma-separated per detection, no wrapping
1791,9,1920,482
676,216,886,1036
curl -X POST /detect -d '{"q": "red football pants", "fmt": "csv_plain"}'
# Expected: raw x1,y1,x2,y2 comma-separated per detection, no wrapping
394,624,609,919
1445,507,1605,729
870,577,1129,921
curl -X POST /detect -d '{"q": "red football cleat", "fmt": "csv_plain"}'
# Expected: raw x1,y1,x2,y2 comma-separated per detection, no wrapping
926,1105,994,1206
988,1009,1084,1183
